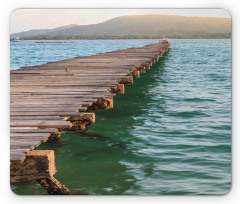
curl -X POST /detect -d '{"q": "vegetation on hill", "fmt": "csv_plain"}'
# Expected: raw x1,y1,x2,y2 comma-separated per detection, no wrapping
21,33,231,40
12,14,231,39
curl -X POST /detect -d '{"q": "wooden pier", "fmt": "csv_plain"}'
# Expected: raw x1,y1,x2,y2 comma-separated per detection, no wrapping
10,41,170,194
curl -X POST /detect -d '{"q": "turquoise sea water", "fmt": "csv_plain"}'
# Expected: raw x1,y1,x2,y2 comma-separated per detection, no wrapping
10,39,231,195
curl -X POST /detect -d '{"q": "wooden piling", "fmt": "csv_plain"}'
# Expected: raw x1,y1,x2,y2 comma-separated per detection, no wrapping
65,112,95,131
36,177,70,195
110,84,124,94
132,70,140,78
10,150,56,182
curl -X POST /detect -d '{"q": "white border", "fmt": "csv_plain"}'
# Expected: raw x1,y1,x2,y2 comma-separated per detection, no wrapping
1,1,239,203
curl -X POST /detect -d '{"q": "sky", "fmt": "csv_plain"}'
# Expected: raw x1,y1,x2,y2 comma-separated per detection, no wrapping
10,9,231,34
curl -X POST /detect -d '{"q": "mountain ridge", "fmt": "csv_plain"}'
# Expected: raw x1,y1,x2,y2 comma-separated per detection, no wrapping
11,14,231,39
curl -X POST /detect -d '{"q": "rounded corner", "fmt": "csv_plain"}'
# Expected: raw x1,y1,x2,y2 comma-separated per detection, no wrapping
9,8,21,19
220,8,232,19
10,184,21,196
221,183,232,196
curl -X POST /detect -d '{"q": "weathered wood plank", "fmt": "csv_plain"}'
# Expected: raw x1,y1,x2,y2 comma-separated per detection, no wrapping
10,133,52,137
10,128,58,133
10,107,82,112
10,120,72,129
10,111,83,117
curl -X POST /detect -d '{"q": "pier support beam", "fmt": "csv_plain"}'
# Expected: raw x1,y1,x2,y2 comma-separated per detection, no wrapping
132,70,140,78
119,76,133,84
36,176,70,195
10,150,56,183
137,66,146,73
10,150,70,195
110,84,124,94
68,113,95,130
48,130,62,141
87,97,113,111
143,63,151,70
60,113,95,131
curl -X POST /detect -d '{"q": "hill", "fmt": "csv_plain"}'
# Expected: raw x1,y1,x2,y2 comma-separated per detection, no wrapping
12,24,78,37
11,14,231,39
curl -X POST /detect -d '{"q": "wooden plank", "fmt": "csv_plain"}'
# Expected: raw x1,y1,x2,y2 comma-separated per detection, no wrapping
10,99,86,105
10,152,26,163
11,75,128,79
10,141,41,150
10,86,110,92
10,133,52,137
10,79,119,83
10,120,72,129
10,128,58,133
11,83,118,87
10,111,83,117
10,134,51,143
11,136,48,142
10,107,82,112
10,96,96,102
10,95,105,100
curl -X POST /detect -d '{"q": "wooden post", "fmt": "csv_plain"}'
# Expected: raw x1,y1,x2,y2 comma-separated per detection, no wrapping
61,113,95,131
10,150,56,183
105,96,113,109
110,84,124,94
144,64,151,70
119,76,133,84
127,75,133,84
48,130,62,141
87,97,113,111
137,66,146,73
132,70,140,78
36,177,70,195
10,150,71,195
116,84,124,94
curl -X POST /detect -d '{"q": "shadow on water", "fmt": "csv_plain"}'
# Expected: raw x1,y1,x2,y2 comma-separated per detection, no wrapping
11,53,168,195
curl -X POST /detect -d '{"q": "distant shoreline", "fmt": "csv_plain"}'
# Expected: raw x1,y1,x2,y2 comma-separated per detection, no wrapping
12,32,231,41
12,38,231,41
14,35,232,41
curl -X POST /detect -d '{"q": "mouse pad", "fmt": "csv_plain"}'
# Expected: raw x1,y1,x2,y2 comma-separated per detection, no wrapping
10,9,231,195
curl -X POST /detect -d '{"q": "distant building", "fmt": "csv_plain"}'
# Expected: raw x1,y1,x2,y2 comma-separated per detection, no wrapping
10,36,21,42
